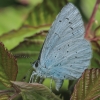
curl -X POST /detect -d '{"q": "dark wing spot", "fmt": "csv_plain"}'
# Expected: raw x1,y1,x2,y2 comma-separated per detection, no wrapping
59,20,62,22
66,18,69,20
70,27,73,30
69,22,72,24
67,51,69,53
68,44,69,46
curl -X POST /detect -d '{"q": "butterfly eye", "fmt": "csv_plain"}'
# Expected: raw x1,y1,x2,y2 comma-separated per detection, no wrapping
35,61,38,67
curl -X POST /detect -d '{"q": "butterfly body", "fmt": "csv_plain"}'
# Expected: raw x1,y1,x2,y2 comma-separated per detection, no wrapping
30,3,92,91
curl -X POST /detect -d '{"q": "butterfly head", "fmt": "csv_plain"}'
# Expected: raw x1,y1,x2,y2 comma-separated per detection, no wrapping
32,60,39,70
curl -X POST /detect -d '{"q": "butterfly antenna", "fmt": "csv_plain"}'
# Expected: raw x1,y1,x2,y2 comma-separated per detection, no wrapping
14,54,34,64
13,54,34,81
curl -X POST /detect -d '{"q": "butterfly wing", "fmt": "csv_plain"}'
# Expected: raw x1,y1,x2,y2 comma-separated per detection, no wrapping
31,3,92,91
39,3,89,67
46,38,91,80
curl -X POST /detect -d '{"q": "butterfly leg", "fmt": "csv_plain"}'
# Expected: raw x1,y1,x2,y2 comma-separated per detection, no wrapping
29,71,37,83
39,77,44,83
50,78,53,92
34,75,39,82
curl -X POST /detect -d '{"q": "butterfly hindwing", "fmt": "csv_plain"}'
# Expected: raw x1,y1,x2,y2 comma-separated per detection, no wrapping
45,38,91,79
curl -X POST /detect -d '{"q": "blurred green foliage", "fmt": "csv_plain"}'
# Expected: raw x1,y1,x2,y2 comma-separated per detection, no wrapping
0,0,100,100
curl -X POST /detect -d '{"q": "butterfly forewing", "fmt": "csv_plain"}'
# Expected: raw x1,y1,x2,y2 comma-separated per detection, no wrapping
40,3,86,66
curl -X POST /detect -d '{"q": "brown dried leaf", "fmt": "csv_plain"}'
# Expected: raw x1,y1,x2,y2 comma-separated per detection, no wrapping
0,42,18,87
71,69,100,100
11,81,61,100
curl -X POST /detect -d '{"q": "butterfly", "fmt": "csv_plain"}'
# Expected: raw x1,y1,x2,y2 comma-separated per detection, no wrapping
30,3,92,91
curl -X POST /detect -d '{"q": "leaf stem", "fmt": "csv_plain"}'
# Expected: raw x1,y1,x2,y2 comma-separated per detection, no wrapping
0,89,14,94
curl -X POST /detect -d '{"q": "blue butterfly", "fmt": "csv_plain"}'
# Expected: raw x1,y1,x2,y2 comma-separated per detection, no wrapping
30,3,92,91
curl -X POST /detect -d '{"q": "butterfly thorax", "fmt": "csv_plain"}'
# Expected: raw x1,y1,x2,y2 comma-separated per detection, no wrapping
32,60,51,78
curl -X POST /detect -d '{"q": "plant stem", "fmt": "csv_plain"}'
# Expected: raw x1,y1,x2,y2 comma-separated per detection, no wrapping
85,0,100,39
9,93,19,100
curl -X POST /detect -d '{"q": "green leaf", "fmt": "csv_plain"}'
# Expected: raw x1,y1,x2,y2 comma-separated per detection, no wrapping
0,25,50,50
0,6,32,35
24,0,68,26
17,0,43,6
0,42,18,87
11,81,61,100
71,69,100,100
11,31,47,81
80,0,100,29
